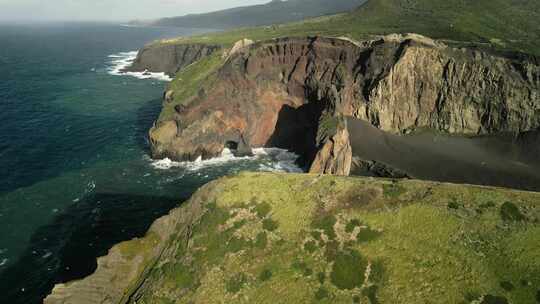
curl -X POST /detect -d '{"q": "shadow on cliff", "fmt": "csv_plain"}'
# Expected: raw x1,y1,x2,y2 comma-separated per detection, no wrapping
135,97,164,154
0,192,182,304
267,102,325,170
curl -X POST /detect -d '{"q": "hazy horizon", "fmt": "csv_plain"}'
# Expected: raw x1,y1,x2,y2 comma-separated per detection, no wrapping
0,0,269,22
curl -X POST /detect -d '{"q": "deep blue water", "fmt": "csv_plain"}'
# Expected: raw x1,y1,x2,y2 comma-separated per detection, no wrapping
0,23,297,303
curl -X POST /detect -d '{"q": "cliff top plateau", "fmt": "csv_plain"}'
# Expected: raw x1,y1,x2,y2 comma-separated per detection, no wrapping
45,172,540,304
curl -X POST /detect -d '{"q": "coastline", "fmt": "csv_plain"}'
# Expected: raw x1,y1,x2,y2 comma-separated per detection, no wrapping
45,172,540,303
25,1,540,300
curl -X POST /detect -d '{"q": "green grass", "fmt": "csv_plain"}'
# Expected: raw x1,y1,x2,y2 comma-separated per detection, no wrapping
226,273,248,294
255,232,268,249
345,219,361,233
311,214,338,240
500,201,526,222
382,182,406,198
162,262,197,289
315,287,330,300
158,52,223,121
161,0,540,56
330,249,367,290
258,269,273,282
262,218,279,231
117,173,540,303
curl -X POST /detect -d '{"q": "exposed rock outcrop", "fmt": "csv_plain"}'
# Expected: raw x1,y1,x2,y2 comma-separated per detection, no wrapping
351,158,412,179
309,130,352,175
149,34,540,174
309,115,352,175
225,38,254,59
123,42,221,76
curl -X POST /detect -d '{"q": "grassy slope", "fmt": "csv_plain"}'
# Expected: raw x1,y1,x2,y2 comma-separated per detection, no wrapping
159,53,223,121
152,0,367,29
163,0,540,55
126,172,540,304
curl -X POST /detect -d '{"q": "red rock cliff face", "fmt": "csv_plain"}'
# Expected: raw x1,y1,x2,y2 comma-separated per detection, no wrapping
149,35,540,174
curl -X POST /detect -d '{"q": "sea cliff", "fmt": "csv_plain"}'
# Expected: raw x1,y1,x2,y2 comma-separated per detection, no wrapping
147,34,539,175
122,41,221,77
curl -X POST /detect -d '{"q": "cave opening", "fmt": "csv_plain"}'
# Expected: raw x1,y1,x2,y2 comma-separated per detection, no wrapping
225,140,239,151
266,100,326,170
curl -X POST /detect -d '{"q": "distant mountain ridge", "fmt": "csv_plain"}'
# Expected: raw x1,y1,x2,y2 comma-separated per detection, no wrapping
131,0,367,29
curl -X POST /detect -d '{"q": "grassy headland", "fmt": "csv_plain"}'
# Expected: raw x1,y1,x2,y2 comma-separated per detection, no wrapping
115,173,540,303
160,0,540,56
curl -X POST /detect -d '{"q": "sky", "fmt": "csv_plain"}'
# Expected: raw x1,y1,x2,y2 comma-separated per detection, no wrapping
0,0,270,22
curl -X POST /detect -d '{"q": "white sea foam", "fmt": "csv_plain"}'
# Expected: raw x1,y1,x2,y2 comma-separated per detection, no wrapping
86,181,96,194
106,51,172,81
151,148,251,170
151,147,303,173
253,148,304,173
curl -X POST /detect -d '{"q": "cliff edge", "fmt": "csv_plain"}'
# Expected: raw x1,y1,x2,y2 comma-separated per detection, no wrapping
122,41,221,77
148,34,540,174
44,172,540,303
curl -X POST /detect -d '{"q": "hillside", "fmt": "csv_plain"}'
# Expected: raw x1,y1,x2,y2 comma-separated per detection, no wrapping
160,0,540,56
45,172,540,303
134,0,367,29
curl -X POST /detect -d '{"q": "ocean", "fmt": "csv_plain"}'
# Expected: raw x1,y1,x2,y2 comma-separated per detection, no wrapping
0,22,300,303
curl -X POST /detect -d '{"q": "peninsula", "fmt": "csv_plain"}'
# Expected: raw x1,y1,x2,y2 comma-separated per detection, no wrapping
45,0,540,303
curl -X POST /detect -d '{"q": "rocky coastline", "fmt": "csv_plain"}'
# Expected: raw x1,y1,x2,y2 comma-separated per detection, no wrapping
44,33,540,304
122,41,221,77
147,34,539,176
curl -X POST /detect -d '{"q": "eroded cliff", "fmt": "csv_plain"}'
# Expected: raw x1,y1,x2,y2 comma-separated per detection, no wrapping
123,42,221,76
148,34,540,174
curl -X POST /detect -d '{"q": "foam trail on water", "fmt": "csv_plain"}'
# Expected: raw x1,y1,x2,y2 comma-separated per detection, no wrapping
151,148,303,173
106,51,172,81
253,148,304,173
0,248,6,268
151,148,252,171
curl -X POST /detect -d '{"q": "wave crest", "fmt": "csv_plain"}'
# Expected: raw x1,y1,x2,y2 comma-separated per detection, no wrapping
151,148,303,173
106,51,172,81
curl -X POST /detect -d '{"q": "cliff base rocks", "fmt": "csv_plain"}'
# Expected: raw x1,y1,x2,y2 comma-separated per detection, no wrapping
148,34,539,179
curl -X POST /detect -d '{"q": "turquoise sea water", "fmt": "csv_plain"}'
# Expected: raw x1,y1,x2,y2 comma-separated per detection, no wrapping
0,23,299,303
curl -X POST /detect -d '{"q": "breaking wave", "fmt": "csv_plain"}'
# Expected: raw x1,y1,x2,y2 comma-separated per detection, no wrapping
106,51,172,81
150,148,303,173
